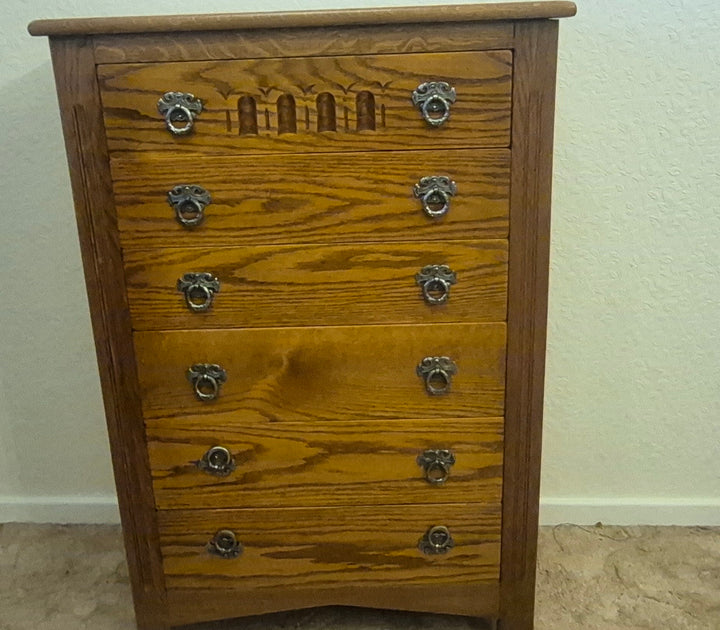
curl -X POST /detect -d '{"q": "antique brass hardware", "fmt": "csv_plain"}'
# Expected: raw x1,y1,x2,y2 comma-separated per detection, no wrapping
187,363,227,401
418,525,455,555
207,529,242,559
157,91,202,135
411,81,456,127
177,272,220,312
416,356,457,395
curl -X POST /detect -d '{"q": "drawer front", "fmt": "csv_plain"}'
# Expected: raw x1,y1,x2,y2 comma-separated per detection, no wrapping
148,417,503,509
125,241,508,330
99,50,512,155
134,323,506,421
158,503,501,589
111,149,509,248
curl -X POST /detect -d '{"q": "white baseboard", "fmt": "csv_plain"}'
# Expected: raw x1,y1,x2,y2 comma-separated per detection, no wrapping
540,497,720,526
0,495,120,524
2,495,719,526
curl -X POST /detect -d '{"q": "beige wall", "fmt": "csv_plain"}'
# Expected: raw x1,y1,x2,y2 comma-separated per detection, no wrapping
1,0,718,524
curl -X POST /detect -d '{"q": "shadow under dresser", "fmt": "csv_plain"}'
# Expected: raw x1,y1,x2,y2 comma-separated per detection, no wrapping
29,3,576,628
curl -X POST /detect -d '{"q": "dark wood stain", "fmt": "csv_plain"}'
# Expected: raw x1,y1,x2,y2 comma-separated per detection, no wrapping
48,37,168,630
500,20,560,630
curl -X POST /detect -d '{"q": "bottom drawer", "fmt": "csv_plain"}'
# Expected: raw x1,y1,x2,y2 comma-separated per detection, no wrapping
159,503,500,620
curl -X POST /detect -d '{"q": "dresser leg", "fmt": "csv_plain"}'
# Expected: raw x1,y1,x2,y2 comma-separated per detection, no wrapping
133,605,170,630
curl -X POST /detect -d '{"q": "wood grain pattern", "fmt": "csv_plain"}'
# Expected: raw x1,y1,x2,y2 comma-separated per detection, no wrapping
48,37,168,629
134,323,506,422
166,582,499,626
500,20,559,630
110,149,510,248
29,2,577,36
157,504,501,600
35,8,574,628
98,51,512,155
124,241,508,330
92,22,514,64
147,417,503,509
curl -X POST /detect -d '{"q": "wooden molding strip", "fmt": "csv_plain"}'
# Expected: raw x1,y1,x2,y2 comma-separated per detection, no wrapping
29,2,576,37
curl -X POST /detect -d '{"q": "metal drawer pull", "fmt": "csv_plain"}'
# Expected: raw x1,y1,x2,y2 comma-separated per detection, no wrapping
416,265,456,305
413,176,457,219
416,356,457,395
411,81,456,127
207,529,243,559
187,363,227,401
198,446,236,477
157,91,202,136
418,525,455,555
167,184,212,228
417,449,455,484
177,272,220,312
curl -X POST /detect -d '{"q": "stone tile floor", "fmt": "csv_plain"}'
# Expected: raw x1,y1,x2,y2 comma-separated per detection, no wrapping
0,523,718,629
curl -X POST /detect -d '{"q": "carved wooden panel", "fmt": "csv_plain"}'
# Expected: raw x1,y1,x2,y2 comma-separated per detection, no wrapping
98,50,512,155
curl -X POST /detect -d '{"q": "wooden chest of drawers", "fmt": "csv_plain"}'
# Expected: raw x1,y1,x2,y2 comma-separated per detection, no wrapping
30,3,575,628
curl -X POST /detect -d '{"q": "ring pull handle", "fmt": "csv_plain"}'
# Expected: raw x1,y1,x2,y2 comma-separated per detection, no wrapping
415,265,457,305
157,91,203,136
416,356,457,396
187,363,227,401
197,446,236,477
411,82,456,127
177,272,220,313
418,525,455,555
207,529,243,559
417,449,456,484
413,176,457,219
167,185,212,228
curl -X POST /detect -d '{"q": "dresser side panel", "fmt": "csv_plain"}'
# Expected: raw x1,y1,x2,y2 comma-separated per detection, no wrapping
501,19,559,630
48,36,168,630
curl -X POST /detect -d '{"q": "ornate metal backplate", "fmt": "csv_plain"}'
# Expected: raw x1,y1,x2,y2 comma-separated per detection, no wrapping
417,449,456,484
177,272,220,312
187,363,227,401
411,81,456,127
413,176,457,219
415,264,457,305
416,356,458,395
157,91,203,136
167,185,212,228
197,446,236,477
207,529,243,559
418,525,455,555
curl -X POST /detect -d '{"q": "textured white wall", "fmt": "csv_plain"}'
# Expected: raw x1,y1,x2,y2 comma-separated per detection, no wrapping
1,0,718,524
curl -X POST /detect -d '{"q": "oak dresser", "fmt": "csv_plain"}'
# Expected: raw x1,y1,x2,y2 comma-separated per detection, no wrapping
29,3,575,628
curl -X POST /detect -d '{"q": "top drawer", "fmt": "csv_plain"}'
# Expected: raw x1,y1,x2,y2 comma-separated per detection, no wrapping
98,50,512,156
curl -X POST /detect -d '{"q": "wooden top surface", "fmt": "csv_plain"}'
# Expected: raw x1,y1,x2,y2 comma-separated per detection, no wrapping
28,2,575,37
